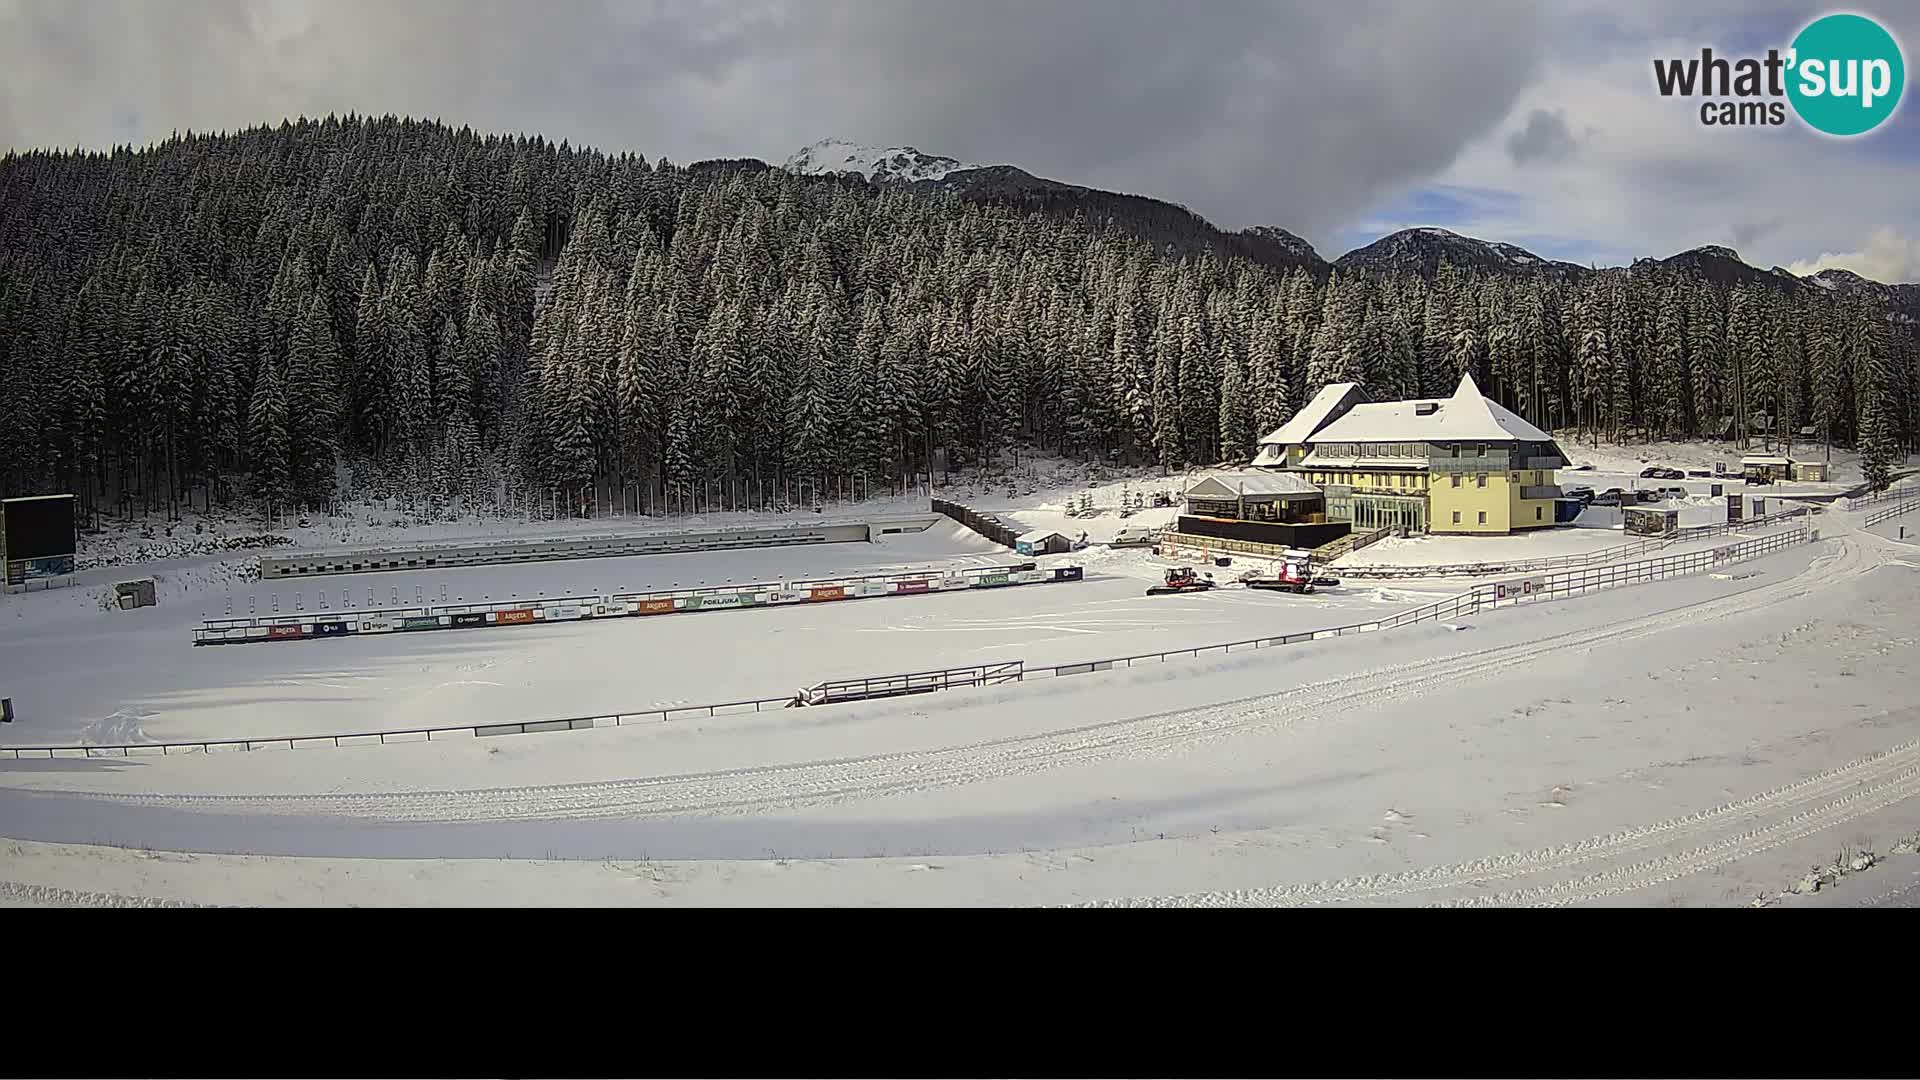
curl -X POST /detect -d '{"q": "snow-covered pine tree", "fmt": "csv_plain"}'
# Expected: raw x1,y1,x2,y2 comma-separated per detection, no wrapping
1852,293,1898,488
1150,288,1183,471
1652,285,1689,439
247,347,290,509
1306,271,1345,392
1217,320,1253,462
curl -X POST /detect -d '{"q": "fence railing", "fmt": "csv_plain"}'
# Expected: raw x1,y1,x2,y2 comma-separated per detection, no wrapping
1864,498,1920,528
1333,508,1811,580
1161,524,1389,562
8,525,1816,759
1851,483,1920,512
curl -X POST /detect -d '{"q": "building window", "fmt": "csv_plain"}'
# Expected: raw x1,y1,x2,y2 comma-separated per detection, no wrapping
1478,511,1487,525
1452,511,1461,524
1450,444,1460,458
1451,475,1461,488
1476,474,1487,488
1536,506,1543,521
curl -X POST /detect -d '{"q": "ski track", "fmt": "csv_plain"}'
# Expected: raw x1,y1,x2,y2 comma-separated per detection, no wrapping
1094,728,1920,907
45,533,1864,833
21,531,1907,909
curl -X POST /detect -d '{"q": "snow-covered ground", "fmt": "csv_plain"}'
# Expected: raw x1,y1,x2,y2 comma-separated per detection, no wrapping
1,518,1449,747
1559,436,1912,501
5,444,1919,907
4,525,1919,907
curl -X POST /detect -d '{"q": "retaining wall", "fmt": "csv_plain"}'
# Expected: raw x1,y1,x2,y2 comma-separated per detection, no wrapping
257,515,940,580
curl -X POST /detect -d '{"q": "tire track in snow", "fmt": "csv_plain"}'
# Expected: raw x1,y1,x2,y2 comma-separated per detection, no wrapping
55,533,1863,827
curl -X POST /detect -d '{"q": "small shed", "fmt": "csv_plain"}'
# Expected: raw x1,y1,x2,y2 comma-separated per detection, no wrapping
1623,506,1679,537
1789,460,1829,483
1742,455,1792,482
1014,530,1073,556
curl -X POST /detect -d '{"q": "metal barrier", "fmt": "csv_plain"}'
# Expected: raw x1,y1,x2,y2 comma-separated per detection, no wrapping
7,525,1815,758
793,661,1025,707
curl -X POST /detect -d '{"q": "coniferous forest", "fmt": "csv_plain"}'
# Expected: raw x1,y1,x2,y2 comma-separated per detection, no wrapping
1,115,1915,525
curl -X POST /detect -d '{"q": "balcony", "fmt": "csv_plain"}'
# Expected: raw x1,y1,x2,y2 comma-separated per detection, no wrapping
1525,456,1566,471
1428,454,1515,474
1519,484,1563,500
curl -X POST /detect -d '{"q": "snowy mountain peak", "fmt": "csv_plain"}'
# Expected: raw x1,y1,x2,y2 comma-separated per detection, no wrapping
783,139,991,184
1241,225,1322,262
1684,244,1744,262
1334,227,1581,279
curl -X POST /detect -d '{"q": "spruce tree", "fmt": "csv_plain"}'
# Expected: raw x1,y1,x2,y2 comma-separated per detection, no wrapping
247,350,290,508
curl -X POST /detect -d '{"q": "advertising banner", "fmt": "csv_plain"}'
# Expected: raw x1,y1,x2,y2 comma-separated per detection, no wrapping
894,579,930,594
637,597,677,615
972,574,1009,588
312,620,351,636
545,605,582,620
810,586,847,601
451,612,488,627
398,616,442,631
5,554,75,586
496,609,536,625
267,624,304,640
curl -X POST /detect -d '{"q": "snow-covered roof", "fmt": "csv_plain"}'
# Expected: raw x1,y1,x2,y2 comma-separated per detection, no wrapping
1016,529,1068,543
1742,455,1792,465
1185,472,1323,501
1260,383,1363,447
1307,373,1553,445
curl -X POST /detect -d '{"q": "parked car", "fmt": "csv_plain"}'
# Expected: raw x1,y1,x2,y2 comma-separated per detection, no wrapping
1654,486,1689,501
1686,469,1713,479
1563,484,1595,504
1640,466,1686,480
1566,463,1595,472
1591,488,1626,506
1746,474,1775,486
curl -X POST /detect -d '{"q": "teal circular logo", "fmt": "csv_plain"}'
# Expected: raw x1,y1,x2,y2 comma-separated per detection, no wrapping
1787,13,1905,136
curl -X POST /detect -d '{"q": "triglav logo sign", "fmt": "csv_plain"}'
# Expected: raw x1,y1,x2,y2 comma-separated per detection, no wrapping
1653,12,1905,136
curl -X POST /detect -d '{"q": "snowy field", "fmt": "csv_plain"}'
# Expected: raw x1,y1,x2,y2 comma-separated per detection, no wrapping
4,444,1919,907
0,519,1442,747
4,523,1919,908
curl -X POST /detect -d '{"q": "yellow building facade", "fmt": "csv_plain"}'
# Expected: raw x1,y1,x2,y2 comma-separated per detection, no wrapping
1252,373,1567,537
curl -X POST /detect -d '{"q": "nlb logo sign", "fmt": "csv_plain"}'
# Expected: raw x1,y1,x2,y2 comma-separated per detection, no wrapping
1654,12,1905,136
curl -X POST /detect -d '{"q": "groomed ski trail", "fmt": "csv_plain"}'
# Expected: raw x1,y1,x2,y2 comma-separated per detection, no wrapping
38,533,1870,827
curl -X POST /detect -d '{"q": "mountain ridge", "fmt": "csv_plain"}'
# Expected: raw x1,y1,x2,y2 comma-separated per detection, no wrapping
771,137,1917,292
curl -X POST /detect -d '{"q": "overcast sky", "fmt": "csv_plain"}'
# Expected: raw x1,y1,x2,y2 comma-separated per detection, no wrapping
1,0,1916,280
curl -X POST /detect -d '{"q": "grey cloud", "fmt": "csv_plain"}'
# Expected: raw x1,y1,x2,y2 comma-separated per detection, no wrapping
1732,216,1785,249
0,0,1546,248
1504,108,1579,165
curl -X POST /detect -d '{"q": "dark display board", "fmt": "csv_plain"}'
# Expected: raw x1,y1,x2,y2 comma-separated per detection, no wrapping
2,494,77,587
